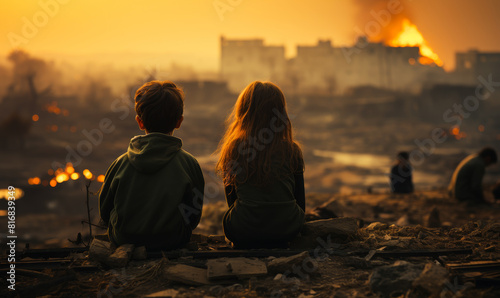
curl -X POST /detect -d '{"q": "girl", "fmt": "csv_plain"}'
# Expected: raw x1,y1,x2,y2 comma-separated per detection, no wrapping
216,81,305,248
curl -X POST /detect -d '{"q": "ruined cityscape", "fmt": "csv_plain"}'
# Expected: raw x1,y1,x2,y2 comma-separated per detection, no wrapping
1,1,500,297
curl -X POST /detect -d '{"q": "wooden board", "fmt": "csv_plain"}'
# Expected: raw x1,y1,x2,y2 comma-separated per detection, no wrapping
207,257,267,281
164,264,211,286
446,260,500,272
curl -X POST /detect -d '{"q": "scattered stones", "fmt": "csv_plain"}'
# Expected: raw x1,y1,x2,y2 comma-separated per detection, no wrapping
106,244,135,268
482,222,500,238
424,207,441,228
267,251,310,274
369,261,424,297
89,238,112,263
366,222,389,231
417,231,427,239
410,263,449,297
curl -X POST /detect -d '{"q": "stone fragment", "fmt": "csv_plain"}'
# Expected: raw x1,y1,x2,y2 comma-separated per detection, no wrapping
395,214,410,226
366,222,389,230
106,244,135,268
410,263,449,297
369,261,424,297
88,238,112,263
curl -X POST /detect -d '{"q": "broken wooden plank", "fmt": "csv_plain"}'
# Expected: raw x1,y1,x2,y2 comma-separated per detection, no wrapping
446,260,500,272
0,268,51,278
267,252,310,274
148,249,345,259
145,289,180,297
164,264,211,286
0,260,98,272
207,257,267,281
19,247,89,259
350,248,473,259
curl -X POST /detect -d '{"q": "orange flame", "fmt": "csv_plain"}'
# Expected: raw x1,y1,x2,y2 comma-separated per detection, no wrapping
97,175,105,183
83,169,93,180
388,19,443,66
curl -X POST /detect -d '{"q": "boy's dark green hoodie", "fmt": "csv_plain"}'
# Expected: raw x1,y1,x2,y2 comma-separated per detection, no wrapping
99,133,204,250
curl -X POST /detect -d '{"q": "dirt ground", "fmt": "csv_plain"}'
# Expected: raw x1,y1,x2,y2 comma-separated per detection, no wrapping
2,189,500,297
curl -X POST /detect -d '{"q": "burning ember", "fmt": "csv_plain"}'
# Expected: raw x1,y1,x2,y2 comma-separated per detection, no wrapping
450,126,467,140
387,18,443,66
28,163,105,187
45,101,69,116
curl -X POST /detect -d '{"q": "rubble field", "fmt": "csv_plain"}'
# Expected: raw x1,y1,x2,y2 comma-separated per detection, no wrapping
1,190,500,297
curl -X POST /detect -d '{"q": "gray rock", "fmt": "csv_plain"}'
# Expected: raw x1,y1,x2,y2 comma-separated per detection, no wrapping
369,261,424,297
88,238,112,263
410,263,449,297
106,244,135,268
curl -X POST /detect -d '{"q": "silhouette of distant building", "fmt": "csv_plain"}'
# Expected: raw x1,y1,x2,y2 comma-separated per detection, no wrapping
455,50,500,84
220,36,447,95
220,36,286,92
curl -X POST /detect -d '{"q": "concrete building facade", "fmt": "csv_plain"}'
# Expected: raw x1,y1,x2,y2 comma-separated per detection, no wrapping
220,36,447,95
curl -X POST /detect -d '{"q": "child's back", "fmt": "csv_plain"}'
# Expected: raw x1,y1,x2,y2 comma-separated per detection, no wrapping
217,81,305,248
99,81,204,250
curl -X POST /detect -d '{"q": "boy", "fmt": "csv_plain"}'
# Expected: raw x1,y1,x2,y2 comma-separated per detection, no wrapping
99,80,205,250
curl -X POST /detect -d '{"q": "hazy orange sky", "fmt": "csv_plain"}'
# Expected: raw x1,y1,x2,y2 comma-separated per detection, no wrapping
1,0,500,71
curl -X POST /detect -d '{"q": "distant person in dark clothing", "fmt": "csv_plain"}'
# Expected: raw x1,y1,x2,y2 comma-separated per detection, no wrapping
448,147,497,204
390,151,414,194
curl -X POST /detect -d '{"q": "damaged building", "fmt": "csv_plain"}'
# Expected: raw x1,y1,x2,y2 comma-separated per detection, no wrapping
220,36,450,95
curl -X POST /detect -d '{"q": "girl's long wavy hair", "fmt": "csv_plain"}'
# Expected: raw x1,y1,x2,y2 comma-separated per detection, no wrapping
216,81,303,186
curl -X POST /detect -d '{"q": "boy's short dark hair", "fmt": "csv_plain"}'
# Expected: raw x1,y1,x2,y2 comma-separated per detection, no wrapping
397,151,409,160
479,147,497,163
134,80,184,134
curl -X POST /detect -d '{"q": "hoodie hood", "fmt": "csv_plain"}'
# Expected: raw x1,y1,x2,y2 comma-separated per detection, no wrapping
127,133,182,173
